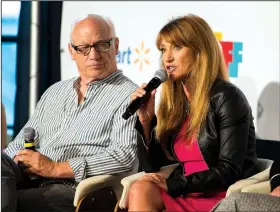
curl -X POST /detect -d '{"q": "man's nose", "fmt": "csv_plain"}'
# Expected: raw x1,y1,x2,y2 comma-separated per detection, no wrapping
88,47,101,59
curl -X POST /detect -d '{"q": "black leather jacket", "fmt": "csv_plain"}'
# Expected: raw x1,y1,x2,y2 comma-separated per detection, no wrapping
136,78,259,197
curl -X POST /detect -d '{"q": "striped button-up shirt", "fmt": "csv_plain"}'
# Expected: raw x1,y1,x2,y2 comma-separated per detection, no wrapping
4,70,138,189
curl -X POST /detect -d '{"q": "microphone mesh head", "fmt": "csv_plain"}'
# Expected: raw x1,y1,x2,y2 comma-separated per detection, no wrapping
154,69,168,83
23,127,35,141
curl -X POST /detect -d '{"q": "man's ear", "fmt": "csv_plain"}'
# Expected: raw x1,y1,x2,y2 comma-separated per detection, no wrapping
114,37,119,55
68,43,75,60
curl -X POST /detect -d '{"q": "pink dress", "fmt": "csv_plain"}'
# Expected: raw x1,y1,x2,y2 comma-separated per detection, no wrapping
160,120,226,211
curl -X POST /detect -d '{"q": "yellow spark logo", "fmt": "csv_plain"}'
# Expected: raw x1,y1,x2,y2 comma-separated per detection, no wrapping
134,41,150,71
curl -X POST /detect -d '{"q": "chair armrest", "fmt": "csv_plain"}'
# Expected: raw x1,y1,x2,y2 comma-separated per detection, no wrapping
241,181,271,194
74,175,117,207
251,167,271,181
226,167,271,197
118,163,179,209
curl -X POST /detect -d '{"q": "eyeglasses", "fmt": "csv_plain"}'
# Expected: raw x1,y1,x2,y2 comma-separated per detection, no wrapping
71,37,115,56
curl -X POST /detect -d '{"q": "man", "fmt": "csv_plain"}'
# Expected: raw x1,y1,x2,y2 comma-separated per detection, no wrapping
211,160,280,212
2,14,138,212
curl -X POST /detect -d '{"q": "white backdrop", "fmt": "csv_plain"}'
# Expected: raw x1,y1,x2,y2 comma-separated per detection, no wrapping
61,1,280,140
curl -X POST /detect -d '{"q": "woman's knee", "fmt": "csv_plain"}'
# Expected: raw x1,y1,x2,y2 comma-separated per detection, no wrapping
129,180,159,199
128,180,164,210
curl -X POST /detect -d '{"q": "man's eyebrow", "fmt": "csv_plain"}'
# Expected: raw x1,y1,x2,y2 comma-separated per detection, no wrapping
97,38,111,42
76,39,110,46
77,42,90,45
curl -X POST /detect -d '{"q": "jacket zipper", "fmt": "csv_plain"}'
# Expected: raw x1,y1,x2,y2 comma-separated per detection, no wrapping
141,114,187,176
140,122,184,174
138,126,156,150
196,137,209,169
170,119,186,176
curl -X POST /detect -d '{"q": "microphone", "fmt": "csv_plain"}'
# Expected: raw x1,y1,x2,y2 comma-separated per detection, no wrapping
23,127,38,180
122,69,168,120
23,127,36,151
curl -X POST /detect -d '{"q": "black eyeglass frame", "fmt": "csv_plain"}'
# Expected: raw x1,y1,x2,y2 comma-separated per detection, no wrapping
71,37,116,56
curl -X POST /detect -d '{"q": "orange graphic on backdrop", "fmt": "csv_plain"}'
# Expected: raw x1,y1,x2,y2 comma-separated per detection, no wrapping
134,41,150,71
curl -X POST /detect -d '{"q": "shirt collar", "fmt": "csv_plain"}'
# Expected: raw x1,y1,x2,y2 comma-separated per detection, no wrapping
73,69,123,88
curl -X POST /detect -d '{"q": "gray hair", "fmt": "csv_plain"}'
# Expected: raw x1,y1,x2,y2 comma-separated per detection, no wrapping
70,14,116,43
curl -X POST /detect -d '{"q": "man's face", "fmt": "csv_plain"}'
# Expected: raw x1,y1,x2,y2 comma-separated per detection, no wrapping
68,19,119,82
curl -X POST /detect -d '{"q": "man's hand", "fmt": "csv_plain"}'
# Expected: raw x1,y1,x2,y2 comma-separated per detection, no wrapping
138,173,168,191
15,150,57,178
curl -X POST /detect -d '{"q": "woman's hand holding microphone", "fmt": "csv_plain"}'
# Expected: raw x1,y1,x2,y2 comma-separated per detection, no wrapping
130,83,157,143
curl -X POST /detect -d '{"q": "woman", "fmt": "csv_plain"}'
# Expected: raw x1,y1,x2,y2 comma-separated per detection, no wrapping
127,14,259,211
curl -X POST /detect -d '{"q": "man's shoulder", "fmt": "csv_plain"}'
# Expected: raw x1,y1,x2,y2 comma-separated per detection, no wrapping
100,71,138,106
112,71,138,91
37,78,76,103
48,78,76,89
44,78,76,94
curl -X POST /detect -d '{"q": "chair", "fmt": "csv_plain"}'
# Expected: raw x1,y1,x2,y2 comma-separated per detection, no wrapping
75,137,280,211
74,159,139,212
74,175,120,211
116,163,179,211
120,163,179,209
115,158,273,211
240,179,271,194
73,125,146,211
226,158,273,196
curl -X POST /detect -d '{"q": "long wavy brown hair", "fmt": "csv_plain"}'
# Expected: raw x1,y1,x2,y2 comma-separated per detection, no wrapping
156,14,229,148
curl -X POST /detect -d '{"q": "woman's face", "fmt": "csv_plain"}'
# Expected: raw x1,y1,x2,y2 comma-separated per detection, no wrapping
160,39,195,81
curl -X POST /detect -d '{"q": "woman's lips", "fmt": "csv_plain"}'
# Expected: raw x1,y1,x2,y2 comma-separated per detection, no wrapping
166,65,176,73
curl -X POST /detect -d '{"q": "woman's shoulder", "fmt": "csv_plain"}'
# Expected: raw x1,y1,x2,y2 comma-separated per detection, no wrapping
209,78,251,112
